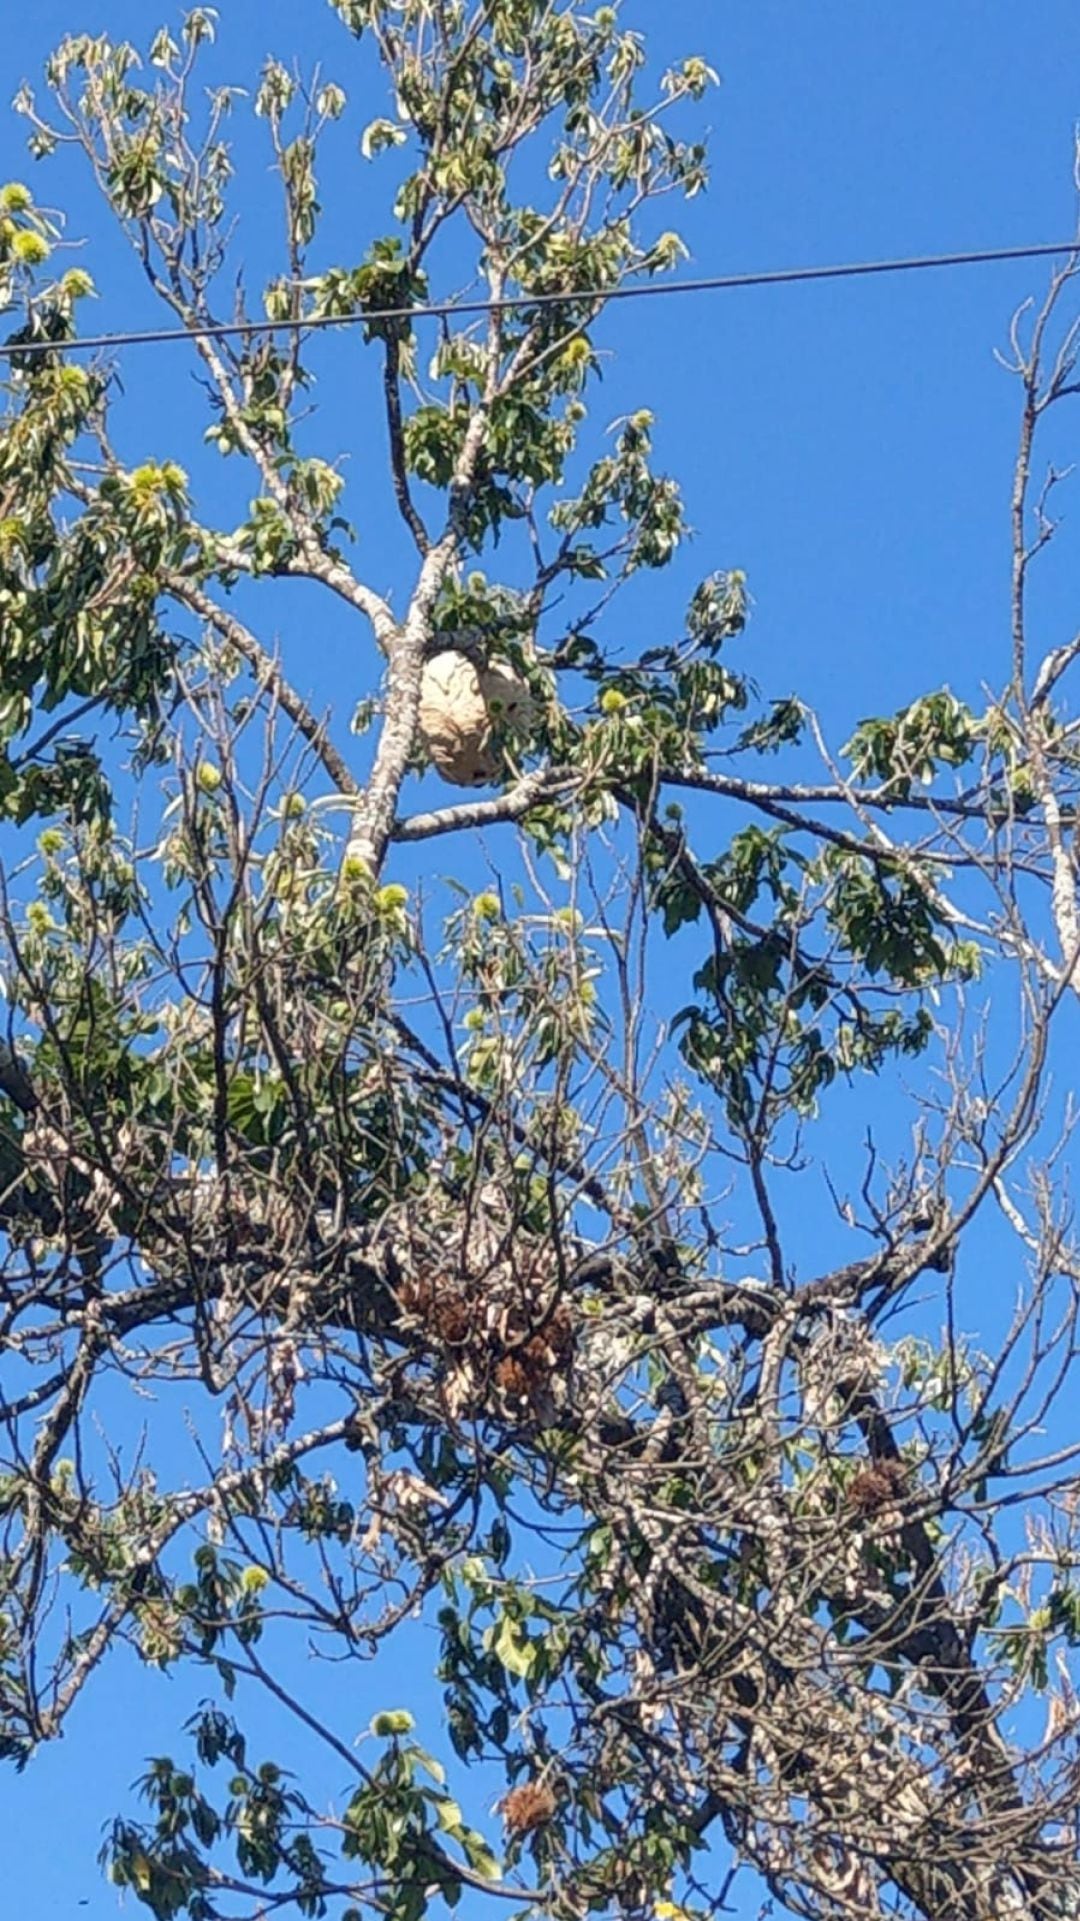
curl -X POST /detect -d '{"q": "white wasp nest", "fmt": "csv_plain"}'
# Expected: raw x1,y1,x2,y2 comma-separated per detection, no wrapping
418,649,533,787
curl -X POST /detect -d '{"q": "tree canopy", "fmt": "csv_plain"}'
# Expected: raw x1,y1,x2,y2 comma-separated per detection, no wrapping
3,8,1080,1921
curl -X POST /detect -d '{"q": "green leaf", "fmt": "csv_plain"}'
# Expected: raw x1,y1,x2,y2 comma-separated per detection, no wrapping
489,1613,535,1681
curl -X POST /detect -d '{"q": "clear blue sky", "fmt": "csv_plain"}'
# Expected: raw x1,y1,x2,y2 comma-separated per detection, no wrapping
5,2,1080,1913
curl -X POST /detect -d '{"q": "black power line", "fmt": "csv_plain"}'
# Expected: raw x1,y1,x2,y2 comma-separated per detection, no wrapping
1,238,1078,362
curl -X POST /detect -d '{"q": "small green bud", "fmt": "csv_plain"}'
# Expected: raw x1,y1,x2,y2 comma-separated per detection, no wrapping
60,267,95,300
10,230,50,265
370,1708,415,1737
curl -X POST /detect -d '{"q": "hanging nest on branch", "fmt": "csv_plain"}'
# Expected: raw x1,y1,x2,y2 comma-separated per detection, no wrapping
499,1780,558,1838
417,649,534,786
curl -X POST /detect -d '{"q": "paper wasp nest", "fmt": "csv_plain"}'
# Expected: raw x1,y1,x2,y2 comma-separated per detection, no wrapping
418,649,533,786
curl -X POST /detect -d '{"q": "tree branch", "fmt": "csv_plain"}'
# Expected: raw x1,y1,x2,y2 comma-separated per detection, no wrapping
164,577,360,797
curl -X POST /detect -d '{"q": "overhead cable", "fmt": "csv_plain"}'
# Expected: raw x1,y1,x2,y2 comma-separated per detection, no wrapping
1,237,1077,362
